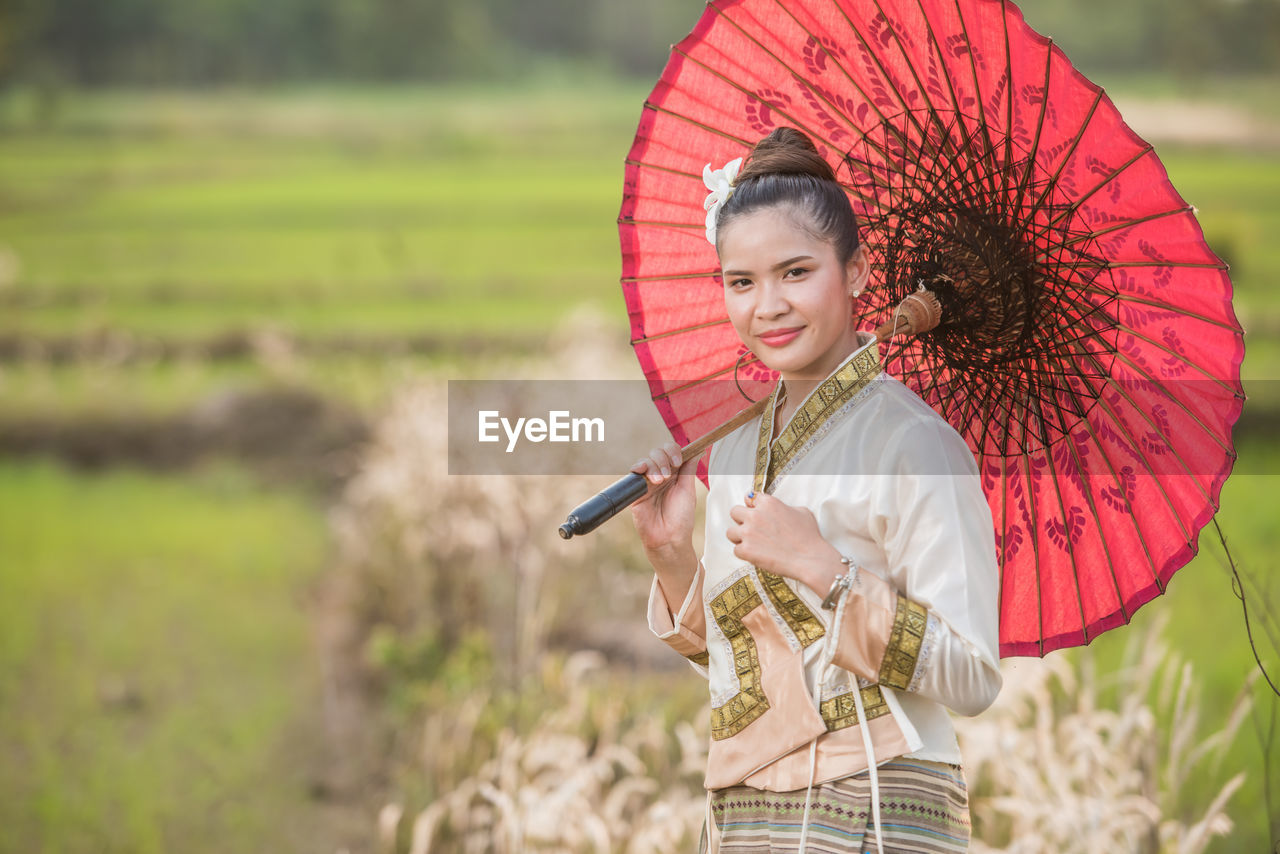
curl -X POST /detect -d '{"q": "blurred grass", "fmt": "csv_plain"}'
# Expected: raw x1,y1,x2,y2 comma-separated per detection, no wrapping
1075,436,1280,845
0,356,443,419
0,82,1275,421
0,80,1276,852
0,460,334,854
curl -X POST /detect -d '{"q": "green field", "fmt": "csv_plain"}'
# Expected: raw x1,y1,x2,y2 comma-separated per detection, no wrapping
1,85,1277,421
0,83,1276,852
0,461,344,853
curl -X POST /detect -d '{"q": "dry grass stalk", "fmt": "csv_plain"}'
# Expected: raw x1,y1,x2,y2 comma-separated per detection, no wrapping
329,306,654,679
389,651,706,854
338,307,1252,852
957,615,1251,853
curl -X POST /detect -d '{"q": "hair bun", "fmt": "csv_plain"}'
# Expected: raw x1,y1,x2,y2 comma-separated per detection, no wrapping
736,127,837,185
714,126,859,264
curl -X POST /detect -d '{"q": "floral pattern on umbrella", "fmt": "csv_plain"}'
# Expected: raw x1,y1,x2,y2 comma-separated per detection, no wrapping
618,0,1245,656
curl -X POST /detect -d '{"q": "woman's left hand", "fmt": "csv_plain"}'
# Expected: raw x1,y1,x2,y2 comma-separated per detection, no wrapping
727,491,842,592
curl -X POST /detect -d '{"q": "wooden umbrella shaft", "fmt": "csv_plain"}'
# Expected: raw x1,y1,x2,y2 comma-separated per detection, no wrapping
557,291,942,539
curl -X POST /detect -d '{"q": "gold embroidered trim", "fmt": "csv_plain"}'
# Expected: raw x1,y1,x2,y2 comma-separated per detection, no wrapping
748,380,829,650
742,343,883,657
757,571,825,648
709,577,769,740
752,340,883,495
687,650,710,666
879,596,930,691
820,683,891,731
720,336,889,740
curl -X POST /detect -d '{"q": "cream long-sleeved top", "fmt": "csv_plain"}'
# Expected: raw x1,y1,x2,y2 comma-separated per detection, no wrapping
647,332,1002,792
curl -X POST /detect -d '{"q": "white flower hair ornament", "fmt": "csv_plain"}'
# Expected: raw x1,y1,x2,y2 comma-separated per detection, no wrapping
703,156,743,245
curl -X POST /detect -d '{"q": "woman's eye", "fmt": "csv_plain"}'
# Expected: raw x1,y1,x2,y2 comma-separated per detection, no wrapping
729,278,751,289
784,267,808,278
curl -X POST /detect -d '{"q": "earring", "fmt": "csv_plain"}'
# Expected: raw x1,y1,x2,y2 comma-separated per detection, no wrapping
733,349,759,403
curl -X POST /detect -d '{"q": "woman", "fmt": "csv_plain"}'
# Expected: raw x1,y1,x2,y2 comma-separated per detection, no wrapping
629,127,1002,854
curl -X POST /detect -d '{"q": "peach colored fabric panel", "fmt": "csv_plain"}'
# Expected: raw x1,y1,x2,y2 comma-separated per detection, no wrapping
830,569,898,682
646,569,707,659
740,714,911,792
703,605,827,789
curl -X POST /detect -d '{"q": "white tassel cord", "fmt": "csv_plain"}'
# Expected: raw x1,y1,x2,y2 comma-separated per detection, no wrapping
851,676,886,854
798,571,885,854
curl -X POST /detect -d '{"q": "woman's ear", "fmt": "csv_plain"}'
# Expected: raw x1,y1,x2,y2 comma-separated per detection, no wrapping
845,244,870,298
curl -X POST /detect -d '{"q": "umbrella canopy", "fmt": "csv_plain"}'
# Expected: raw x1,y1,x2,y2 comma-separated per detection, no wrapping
618,0,1245,657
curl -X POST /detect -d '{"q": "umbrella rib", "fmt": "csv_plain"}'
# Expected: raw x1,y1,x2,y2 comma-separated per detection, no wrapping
1028,89,1105,214
700,2,908,212
995,453,1009,645
668,43,886,210
1111,323,1243,397
816,1,935,135
630,317,732,346
933,117,1001,214
900,0,999,198
948,0,1005,203
649,360,742,402
865,0,940,112
621,218,702,231
999,0,1018,205
1075,409,1167,599
623,158,700,180
1085,288,1242,333
1029,395,1093,647
1043,316,1118,357
706,2,872,144
947,358,987,437
845,28,986,206
645,102,755,148
1046,145,1154,229
1008,29,1056,223
622,271,722,283
908,117,988,210
1048,391,1132,633
1062,206,1192,247
1081,348,1218,519
904,0,963,117
1105,347,1237,460
1011,395,1047,656
1069,392,1164,611
978,365,1020,458
769,0,936,181
921,4,1008,201
1085,260,1226,270
1030,221,1113,294
865,0,979,168
1076,353,1197,556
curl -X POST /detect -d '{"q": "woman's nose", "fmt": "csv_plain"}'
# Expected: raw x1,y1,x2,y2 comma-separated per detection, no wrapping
754,281,789,317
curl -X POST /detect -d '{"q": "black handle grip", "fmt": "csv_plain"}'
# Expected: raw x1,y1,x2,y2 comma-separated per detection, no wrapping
558,471,650,539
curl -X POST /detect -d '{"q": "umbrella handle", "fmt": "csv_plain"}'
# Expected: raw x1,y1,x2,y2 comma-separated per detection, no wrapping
558,287,939,539
557,397,768,539
873,287,943,342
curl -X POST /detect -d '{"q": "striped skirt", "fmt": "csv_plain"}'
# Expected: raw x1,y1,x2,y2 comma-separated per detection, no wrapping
705,759,970,853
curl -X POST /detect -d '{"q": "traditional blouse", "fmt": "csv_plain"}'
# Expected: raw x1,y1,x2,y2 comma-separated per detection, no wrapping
647,332,1002,792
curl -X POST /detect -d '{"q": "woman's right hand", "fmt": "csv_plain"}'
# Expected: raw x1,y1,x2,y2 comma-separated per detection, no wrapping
628,440,697,555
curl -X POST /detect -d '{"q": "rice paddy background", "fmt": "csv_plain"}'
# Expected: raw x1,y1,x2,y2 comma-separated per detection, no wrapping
0,72,1277,853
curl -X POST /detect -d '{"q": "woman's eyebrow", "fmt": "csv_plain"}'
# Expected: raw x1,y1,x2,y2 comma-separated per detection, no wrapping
723,255,814,277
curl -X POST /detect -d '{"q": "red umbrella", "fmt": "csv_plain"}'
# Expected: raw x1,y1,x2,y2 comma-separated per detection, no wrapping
618,0,1245,657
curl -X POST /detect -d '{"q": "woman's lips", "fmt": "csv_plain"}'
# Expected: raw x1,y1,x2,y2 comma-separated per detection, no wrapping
756,327,803,347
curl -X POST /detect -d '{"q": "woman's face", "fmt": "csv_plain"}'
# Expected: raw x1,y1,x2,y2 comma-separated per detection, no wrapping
719,205,868,385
